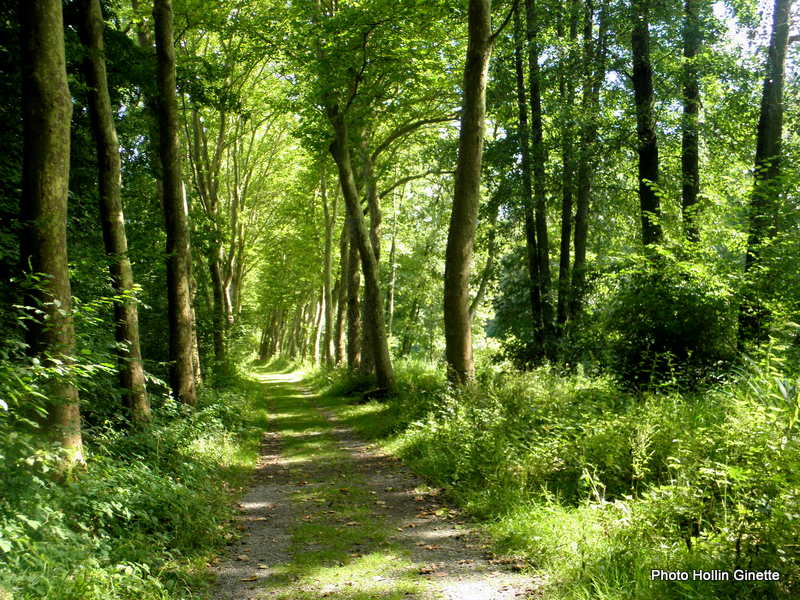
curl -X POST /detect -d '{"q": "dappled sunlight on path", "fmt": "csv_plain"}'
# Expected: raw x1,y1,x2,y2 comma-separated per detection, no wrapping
212,371,538,600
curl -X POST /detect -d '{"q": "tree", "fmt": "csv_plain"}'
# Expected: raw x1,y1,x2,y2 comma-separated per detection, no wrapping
19,0,84,463
739,0,795,342
78,0,150,423
681,0,702,241
631,0,662,247
444,0,496,384
154,0,197,405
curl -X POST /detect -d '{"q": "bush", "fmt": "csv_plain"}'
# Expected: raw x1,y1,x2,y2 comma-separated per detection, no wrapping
601,254,737,388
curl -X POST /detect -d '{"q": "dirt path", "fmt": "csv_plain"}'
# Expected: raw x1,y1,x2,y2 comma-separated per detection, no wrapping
212,371,539,600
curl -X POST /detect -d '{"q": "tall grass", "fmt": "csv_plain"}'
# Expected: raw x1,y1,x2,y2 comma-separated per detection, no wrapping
0,380,265,600
320,357,800,599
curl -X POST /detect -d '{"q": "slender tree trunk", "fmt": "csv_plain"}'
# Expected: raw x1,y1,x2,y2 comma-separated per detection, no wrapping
78,0,149,423
386,230,397,334
739,0,793,343
571,0,606,317
19,0,84,464
681,0,702,241
208,253,229,375
154,0,196,405
328,116,396,393
556,3,578,328
512,6,544,339
631,0,662,248
345,227,362,370
444,0,493,384
468,198,499,318
524,0,556,357
334,226,348,364
321,170,334,366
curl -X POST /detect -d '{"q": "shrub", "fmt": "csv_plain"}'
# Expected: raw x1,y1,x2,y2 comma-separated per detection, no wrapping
601,254,737,388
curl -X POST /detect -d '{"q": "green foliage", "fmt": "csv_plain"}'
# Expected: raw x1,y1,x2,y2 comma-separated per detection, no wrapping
324,357,800,599
0,382,261,600
599,253,738,388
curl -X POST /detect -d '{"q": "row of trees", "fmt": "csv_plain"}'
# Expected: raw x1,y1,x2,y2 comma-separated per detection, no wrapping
3,0,798,464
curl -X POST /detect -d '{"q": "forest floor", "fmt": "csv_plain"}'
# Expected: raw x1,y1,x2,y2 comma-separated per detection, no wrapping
210,369,538,600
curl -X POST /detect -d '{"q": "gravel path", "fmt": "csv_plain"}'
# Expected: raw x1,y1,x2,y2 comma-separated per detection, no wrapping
212,372,541,600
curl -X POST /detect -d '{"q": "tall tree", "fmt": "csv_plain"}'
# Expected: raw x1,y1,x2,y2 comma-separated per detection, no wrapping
19,0,84,463
154,0,197,405
681,0,702,241
570,0,606,317
78,0,150,423
631,0,662,247
739,0,794,342
512,4,544,341
556,2,578,327
524,0,555,353
444,0,496,384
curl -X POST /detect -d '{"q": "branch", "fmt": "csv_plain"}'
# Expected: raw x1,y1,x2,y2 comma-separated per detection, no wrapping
378,170,454,199
371,115,457,162
489,0,520,44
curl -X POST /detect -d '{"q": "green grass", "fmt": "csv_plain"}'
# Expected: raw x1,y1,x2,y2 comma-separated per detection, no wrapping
0,377,268,600
246,370,426,600
314,357,800,600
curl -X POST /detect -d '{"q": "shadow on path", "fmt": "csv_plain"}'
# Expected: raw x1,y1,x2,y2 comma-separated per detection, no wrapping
212,371,540,600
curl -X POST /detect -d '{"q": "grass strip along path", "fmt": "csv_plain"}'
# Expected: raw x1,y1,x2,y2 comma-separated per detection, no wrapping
211,369,535,600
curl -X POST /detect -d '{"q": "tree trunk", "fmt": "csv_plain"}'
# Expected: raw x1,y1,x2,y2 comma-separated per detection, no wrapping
571,0,606,317
328,115,396,393
444,0,493,385
525,0,556,357
321,169,334,366
345,231,362,370
19,0,84,463
154,0,196,405
334,226,348,364
739,0,793,343
78,0,150,424
208,253,229,375
512,5,544,339
631,0,662,248
468,198,499,318
556,3,578,328
681,0,702,241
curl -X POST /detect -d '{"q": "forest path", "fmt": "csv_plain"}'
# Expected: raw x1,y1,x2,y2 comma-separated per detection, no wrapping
211,369,538,600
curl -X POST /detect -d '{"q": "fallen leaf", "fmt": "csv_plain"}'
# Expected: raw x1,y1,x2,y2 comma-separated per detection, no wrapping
236,555,249,561
240,576,258,582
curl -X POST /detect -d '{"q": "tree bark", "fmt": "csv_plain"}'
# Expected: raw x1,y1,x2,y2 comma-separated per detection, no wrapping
78,0,150,423
334,225,348,364
345,228,362,370
631,0,662,248
444,0,493,384
556,3,578,328
525,0,556,354
321,169,335,366
571,0,606,317
512,5,544,338
19,0,84,463
154,0,196,405
328,115,396,393
739,0,793,343
681,0,702,242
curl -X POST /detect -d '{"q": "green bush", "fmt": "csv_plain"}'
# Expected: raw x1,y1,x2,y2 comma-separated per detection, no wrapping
601,254,737,388
0,381,260,600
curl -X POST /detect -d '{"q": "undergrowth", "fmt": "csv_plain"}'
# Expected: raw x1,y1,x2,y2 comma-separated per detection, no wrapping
0,378,266,600
315,357,800,599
